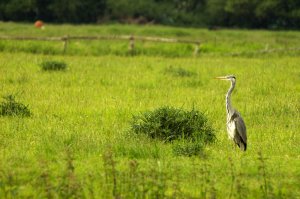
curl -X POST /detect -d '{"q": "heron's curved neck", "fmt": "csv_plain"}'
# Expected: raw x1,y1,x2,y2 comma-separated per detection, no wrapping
226,81,235,117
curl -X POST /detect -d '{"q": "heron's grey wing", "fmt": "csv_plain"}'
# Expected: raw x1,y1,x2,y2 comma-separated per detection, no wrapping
233,114,247,144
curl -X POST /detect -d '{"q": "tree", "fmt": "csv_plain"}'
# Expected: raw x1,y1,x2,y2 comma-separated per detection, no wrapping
0,0,299,28
206,0,229,26
1,0,37,21
224,0,259,27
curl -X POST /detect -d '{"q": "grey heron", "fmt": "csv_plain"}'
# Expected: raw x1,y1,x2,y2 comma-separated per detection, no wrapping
215,75,247,151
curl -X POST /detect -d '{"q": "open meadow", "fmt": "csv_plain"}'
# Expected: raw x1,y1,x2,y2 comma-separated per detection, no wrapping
0,22,300,198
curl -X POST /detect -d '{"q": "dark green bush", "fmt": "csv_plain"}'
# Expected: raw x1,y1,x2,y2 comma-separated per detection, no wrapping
40,60,67,71
130,106,215,143
0,95,31,117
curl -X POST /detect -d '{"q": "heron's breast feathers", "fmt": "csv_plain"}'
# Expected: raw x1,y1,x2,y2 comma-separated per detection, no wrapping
227,120,236,140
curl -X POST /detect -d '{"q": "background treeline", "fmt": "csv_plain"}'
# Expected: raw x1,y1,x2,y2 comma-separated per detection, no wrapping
0,0,299,29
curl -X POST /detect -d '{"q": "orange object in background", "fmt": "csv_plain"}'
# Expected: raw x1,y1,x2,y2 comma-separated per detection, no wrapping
34,20,44,28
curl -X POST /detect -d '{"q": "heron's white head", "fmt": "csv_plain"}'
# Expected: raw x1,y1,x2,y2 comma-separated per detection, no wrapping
215,75,236,82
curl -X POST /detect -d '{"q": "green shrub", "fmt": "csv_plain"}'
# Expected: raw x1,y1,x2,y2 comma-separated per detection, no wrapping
0,95,31,117
130,106,215,143
40,60,67,71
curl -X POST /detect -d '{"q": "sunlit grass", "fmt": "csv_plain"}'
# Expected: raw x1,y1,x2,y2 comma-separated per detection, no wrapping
0,51,299,198
0,23,299,198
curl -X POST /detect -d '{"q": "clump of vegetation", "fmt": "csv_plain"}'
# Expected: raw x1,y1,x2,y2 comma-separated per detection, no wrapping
172,141,204,157
164,66,196,77
0,95,31,117
130,106,215,144
40,60,67,71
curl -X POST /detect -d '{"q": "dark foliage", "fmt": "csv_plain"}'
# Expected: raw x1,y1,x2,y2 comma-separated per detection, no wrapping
0,95,31,117
0,0,299,28
131,106,215,143
206,0,300,29
40,60,67,71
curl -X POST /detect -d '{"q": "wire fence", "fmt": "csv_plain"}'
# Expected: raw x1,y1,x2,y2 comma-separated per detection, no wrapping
0,35,201,56
0,35,299,56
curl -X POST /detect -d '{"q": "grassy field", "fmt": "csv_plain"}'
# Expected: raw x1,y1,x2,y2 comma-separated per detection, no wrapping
0,22,300,198
1,21,300,57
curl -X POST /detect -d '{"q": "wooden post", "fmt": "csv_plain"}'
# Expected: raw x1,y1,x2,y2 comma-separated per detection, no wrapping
63,35,69,54
129,35,135,55
193,42,200,56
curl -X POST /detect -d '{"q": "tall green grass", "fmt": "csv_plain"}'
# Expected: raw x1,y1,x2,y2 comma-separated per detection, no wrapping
0,51,299,198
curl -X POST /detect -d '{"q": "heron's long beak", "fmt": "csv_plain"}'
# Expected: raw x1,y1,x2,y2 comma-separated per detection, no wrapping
215,76,228,80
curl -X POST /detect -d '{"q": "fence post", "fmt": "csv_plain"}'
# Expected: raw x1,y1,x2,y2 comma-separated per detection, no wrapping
129,35,135,55
63,35,69,54
193,42,200,56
